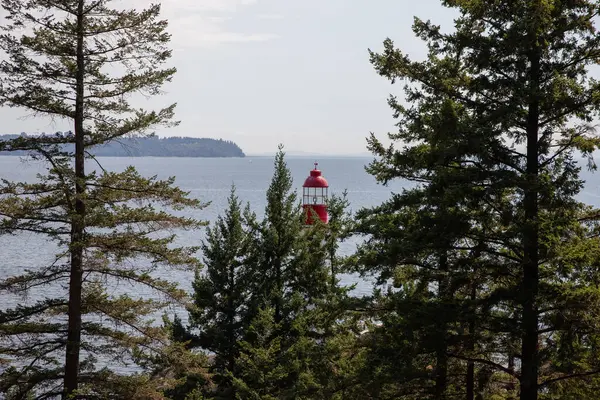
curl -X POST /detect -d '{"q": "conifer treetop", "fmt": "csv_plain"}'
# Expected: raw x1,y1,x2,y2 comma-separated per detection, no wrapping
0,0,178,149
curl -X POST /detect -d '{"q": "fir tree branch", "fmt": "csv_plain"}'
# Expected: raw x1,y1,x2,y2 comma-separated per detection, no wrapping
540,369,600,387
447,352,518,378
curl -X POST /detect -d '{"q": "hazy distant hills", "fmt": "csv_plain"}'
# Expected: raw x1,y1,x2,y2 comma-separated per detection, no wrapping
0,134,245,158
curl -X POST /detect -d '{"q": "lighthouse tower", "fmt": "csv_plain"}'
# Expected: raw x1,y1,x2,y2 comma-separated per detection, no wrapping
302,162,329,225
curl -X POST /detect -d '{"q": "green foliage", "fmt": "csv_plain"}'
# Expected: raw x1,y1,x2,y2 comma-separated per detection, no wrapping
231,146,362,399
0,0,177,143
0,157,209,398
169,186,255,398
174,146,361,399
355,0,600,399
0,0,210,398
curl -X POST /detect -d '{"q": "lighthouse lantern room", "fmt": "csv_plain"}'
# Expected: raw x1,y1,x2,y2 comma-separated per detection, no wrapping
302,162,329,225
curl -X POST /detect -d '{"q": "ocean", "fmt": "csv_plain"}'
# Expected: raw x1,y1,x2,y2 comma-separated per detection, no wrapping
2,155,600,298
0,155,405,311
2,154,600,377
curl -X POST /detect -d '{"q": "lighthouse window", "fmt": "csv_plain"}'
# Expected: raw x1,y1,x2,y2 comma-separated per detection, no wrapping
302,186,328,205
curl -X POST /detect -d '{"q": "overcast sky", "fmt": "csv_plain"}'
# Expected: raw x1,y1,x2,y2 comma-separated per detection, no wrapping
0,0,457,155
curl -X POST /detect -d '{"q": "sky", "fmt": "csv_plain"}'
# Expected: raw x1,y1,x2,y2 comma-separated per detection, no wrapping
0,0,458,156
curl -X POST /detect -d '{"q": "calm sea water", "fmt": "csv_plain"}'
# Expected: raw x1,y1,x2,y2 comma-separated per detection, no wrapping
0,155,407,309
2,155,600,291
2,155,600,295
2,155,600,376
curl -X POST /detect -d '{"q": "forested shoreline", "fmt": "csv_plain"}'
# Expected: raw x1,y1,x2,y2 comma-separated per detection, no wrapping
2,0,600,399
0,134,245,158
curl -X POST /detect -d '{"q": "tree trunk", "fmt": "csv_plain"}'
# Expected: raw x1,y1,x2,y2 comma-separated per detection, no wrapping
466,282,476,400
507,351,516,399
520,22,541,400
466,361,474,400
435,252,449,399
435,350,448,399
64,1,86,397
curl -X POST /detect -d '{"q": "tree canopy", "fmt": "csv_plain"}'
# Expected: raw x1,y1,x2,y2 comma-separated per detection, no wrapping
354,0,600,399
0,0,210,398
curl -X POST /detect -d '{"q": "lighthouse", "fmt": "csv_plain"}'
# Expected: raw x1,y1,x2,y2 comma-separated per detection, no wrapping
302,162,329,225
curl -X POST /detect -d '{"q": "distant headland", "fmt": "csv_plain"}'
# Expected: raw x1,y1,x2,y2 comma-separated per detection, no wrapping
0,133,245,158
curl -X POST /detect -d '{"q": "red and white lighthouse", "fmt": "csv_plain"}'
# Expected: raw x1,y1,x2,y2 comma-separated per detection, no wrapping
302,162,329,225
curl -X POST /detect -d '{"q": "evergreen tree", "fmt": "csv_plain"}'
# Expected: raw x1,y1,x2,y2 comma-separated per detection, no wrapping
229,146,349,399
173,149,365,399
353,100,490,399
325,191,353,286
172,186,256,398
192,187,252,377
312,191,368,399
0,0,207,398
229,146,323,398
356,0,600,399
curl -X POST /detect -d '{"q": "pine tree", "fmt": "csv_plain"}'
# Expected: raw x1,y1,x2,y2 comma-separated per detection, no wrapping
0,164,208,399
172,186,256,398
231,146,321,398
353,100,490,399
228,146,348,399
192,187,252,376
357,0,600,399
312,191,368,399
168,148,357,399
0,0,207,398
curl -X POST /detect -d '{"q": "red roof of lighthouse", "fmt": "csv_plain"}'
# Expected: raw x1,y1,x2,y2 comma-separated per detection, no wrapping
303,162,328,188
